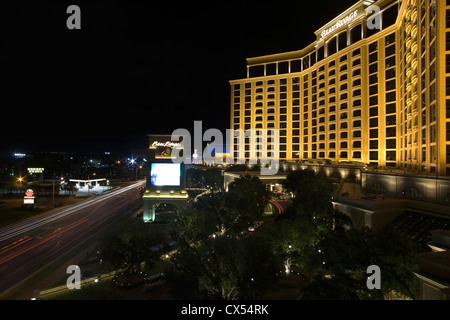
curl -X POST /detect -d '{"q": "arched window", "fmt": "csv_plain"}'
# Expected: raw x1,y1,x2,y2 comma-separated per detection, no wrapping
370,182,386,194
443,193,450,204
317,46,325,62
402,186,423,200
338,31,347,50
328,36,337,56
350,24,362,44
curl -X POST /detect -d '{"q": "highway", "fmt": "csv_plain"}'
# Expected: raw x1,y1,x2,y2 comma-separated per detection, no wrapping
0,180,145,299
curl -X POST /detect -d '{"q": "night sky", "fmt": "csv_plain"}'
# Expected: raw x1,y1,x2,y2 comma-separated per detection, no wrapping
1,0,356,155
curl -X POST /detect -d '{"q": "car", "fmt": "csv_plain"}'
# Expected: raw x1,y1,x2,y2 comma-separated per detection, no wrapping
248,221,264,232
145,272,166,290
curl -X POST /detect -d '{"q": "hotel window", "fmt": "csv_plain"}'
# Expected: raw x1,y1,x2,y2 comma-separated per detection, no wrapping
385,44,396,58
370,140,378,149
370,129,378,138
318,46,325,61
278,62,289,74
353,141,362,149
338,32,347,50
386,91,396,103
447,123,450,141
353,89,361,97
369,63,378,74
386,115,396,126
291,60,302,72
369,107,378,117
328,37,337,56
386,68,396,80
386,103,396,114
386,79,396,91
351,25,362,44
353,151,361,159
386,139,396,149
266,64,276,76
386,151,396,161
445,32,450,51
447,145,450,164
249,65,264,78
386,56,396,68
386,127,396,137
383,5,398,29
369,118,378,128
370,151,378,160
385,33,396,46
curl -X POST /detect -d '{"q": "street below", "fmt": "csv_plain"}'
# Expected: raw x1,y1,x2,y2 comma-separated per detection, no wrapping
0,180,145,299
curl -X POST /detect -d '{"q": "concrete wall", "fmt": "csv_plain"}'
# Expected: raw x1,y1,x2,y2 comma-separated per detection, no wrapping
362,172,450,205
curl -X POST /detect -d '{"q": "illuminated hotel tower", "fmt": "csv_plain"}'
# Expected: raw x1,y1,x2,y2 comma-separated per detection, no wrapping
229,0,450,176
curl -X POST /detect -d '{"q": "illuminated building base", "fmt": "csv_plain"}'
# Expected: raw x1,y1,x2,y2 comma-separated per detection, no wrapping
142,190,188,223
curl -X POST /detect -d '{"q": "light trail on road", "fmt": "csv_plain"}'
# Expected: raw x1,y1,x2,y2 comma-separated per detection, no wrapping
0,181,145,243
0,180,145,298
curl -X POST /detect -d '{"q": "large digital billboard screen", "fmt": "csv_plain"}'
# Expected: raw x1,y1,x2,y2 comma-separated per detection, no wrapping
150,163,181,186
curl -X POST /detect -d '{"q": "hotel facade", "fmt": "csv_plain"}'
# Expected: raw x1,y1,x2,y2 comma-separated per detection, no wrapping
229,0,450,176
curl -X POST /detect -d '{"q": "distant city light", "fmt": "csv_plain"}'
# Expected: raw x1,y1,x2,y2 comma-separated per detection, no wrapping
14,153,26,158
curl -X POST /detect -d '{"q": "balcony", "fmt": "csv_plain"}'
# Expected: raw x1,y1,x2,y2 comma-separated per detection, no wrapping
406,52,412,63
411,24,418,38
411,6,418,20
411,41,418,54
405,21,412,34
406,37,412,49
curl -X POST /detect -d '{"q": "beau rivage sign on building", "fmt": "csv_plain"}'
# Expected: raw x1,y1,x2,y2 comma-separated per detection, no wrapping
315,3,365,41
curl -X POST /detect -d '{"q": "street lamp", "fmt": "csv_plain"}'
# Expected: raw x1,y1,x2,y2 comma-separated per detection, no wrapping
18,177,23,189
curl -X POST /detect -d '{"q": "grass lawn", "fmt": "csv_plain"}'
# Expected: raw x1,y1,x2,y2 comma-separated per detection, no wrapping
0,199,52,227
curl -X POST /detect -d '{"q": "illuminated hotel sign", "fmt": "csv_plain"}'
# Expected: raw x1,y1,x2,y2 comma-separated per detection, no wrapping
151,141,181,148
320,10,359,40
316,3,365,41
